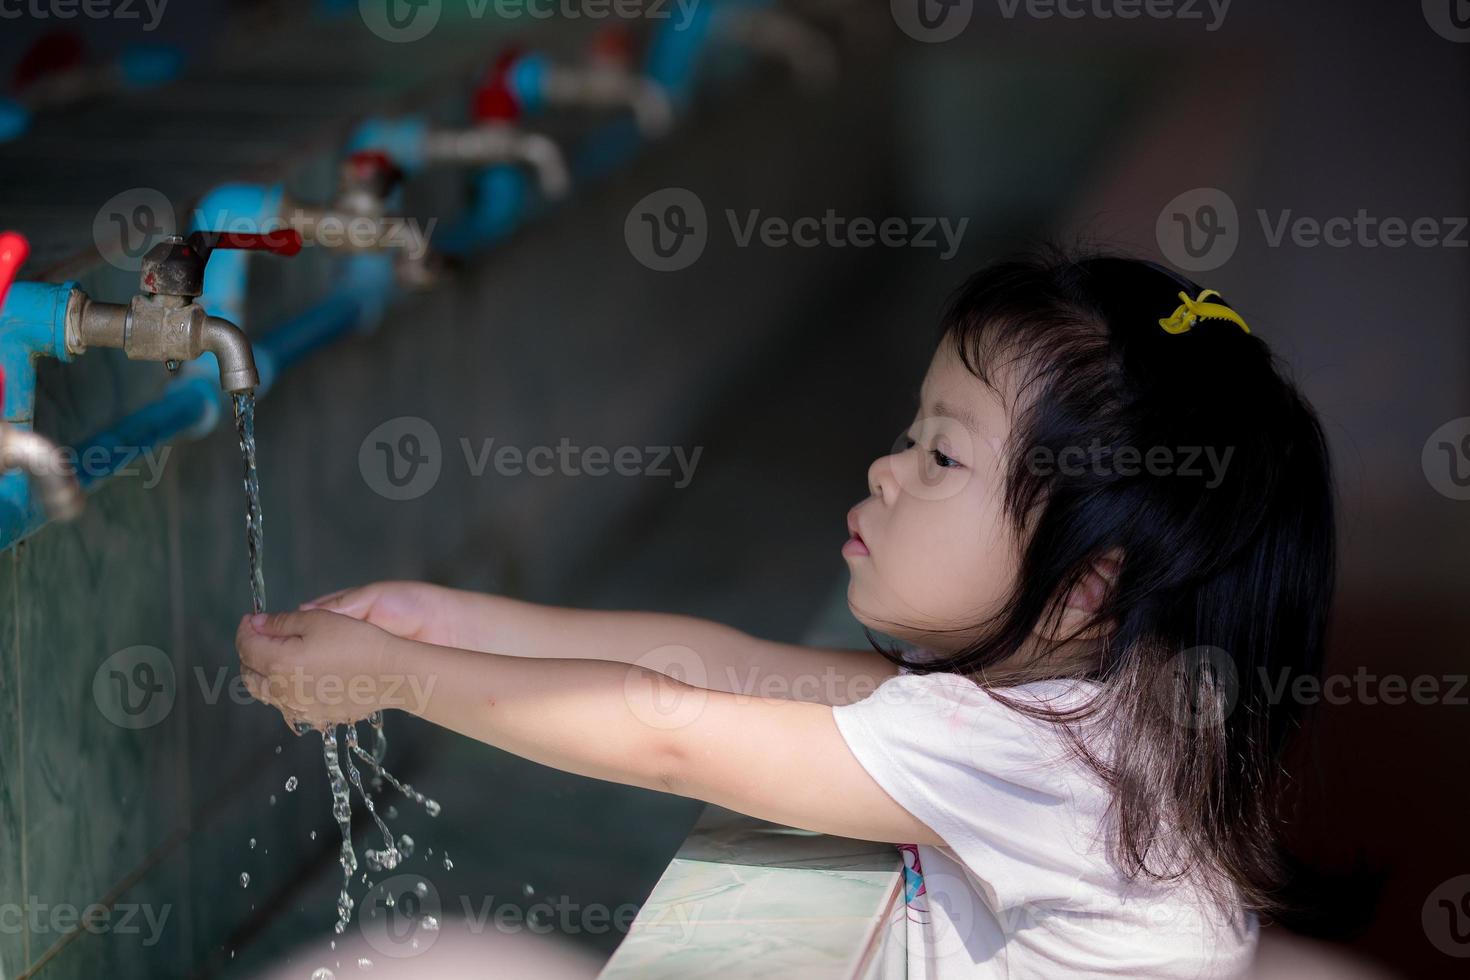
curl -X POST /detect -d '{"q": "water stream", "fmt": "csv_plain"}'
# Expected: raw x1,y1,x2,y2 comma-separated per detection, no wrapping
232,392,442,940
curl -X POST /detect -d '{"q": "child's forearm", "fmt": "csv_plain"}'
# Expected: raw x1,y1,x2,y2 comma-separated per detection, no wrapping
392,638,684,792
442,592,898,706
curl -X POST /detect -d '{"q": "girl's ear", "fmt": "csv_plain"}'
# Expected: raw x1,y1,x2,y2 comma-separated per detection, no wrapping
1070,548,1123,617
1033,547,1124,643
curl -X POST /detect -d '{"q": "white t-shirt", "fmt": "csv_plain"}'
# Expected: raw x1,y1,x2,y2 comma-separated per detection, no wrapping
831,669,1257,979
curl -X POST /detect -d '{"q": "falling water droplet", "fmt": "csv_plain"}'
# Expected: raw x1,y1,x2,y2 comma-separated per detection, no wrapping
269,794,277,806
414,881,429,898
421,915,440,932
523,883,534,896
239,873,250,888
248,838,256,850
310,969,335,980
275,744,282,754
357,957,374,970
311,830,318,841
443,855,453,870
286,776,299,792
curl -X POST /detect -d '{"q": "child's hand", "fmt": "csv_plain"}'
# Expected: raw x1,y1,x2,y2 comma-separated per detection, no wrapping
235,609,416,730
299,580,450,646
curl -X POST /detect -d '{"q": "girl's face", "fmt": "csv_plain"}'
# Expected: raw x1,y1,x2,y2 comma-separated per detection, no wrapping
845,338,1022,654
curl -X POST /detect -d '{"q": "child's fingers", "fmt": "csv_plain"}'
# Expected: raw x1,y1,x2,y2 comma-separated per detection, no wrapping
301,585,372,613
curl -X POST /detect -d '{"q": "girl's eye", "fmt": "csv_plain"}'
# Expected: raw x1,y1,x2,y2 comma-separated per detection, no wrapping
902,437,959,469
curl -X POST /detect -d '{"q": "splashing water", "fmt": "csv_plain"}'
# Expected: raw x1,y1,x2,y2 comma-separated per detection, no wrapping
322,729,358,934
233,396,445,933
342,724,399,872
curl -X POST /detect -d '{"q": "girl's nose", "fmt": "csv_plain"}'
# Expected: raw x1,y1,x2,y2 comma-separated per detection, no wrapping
867,453,898,505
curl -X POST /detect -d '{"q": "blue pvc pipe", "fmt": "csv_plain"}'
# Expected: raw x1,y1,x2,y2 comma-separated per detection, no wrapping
0,2,768,549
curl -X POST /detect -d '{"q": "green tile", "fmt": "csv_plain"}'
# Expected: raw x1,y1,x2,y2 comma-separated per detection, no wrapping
0,549,29,976
17,475,187,970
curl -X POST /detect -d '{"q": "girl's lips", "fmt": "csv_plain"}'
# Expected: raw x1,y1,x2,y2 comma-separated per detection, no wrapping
844,508,870,557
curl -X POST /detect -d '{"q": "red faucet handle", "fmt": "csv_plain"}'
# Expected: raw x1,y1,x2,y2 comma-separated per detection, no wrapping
473,82,519,122
491,43,528,81
0,231,30,312
187,229,304,259
13,31,87,93
342,150,405,195
588,25,634,69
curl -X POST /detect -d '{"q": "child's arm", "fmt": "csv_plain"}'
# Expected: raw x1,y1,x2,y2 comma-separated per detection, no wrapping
303,582,899,706
237,610,941,846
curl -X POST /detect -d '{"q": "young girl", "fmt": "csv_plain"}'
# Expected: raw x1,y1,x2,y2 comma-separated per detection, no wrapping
236,247,1336,978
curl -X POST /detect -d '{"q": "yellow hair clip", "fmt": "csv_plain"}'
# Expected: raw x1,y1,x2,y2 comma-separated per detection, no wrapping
1158,289,1251,335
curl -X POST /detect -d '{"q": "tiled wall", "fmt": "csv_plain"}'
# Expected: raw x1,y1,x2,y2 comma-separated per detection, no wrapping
0,39,897,980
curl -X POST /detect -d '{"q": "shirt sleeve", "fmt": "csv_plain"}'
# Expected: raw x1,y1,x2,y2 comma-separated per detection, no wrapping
831,670,1105,911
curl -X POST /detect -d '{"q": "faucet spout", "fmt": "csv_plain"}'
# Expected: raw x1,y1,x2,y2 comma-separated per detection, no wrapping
0,425,83,520
423,126,571,199
202,315,260,394
539,66,674,138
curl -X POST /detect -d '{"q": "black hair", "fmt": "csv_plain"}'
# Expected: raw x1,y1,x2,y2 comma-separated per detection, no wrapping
867,244,1337,916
